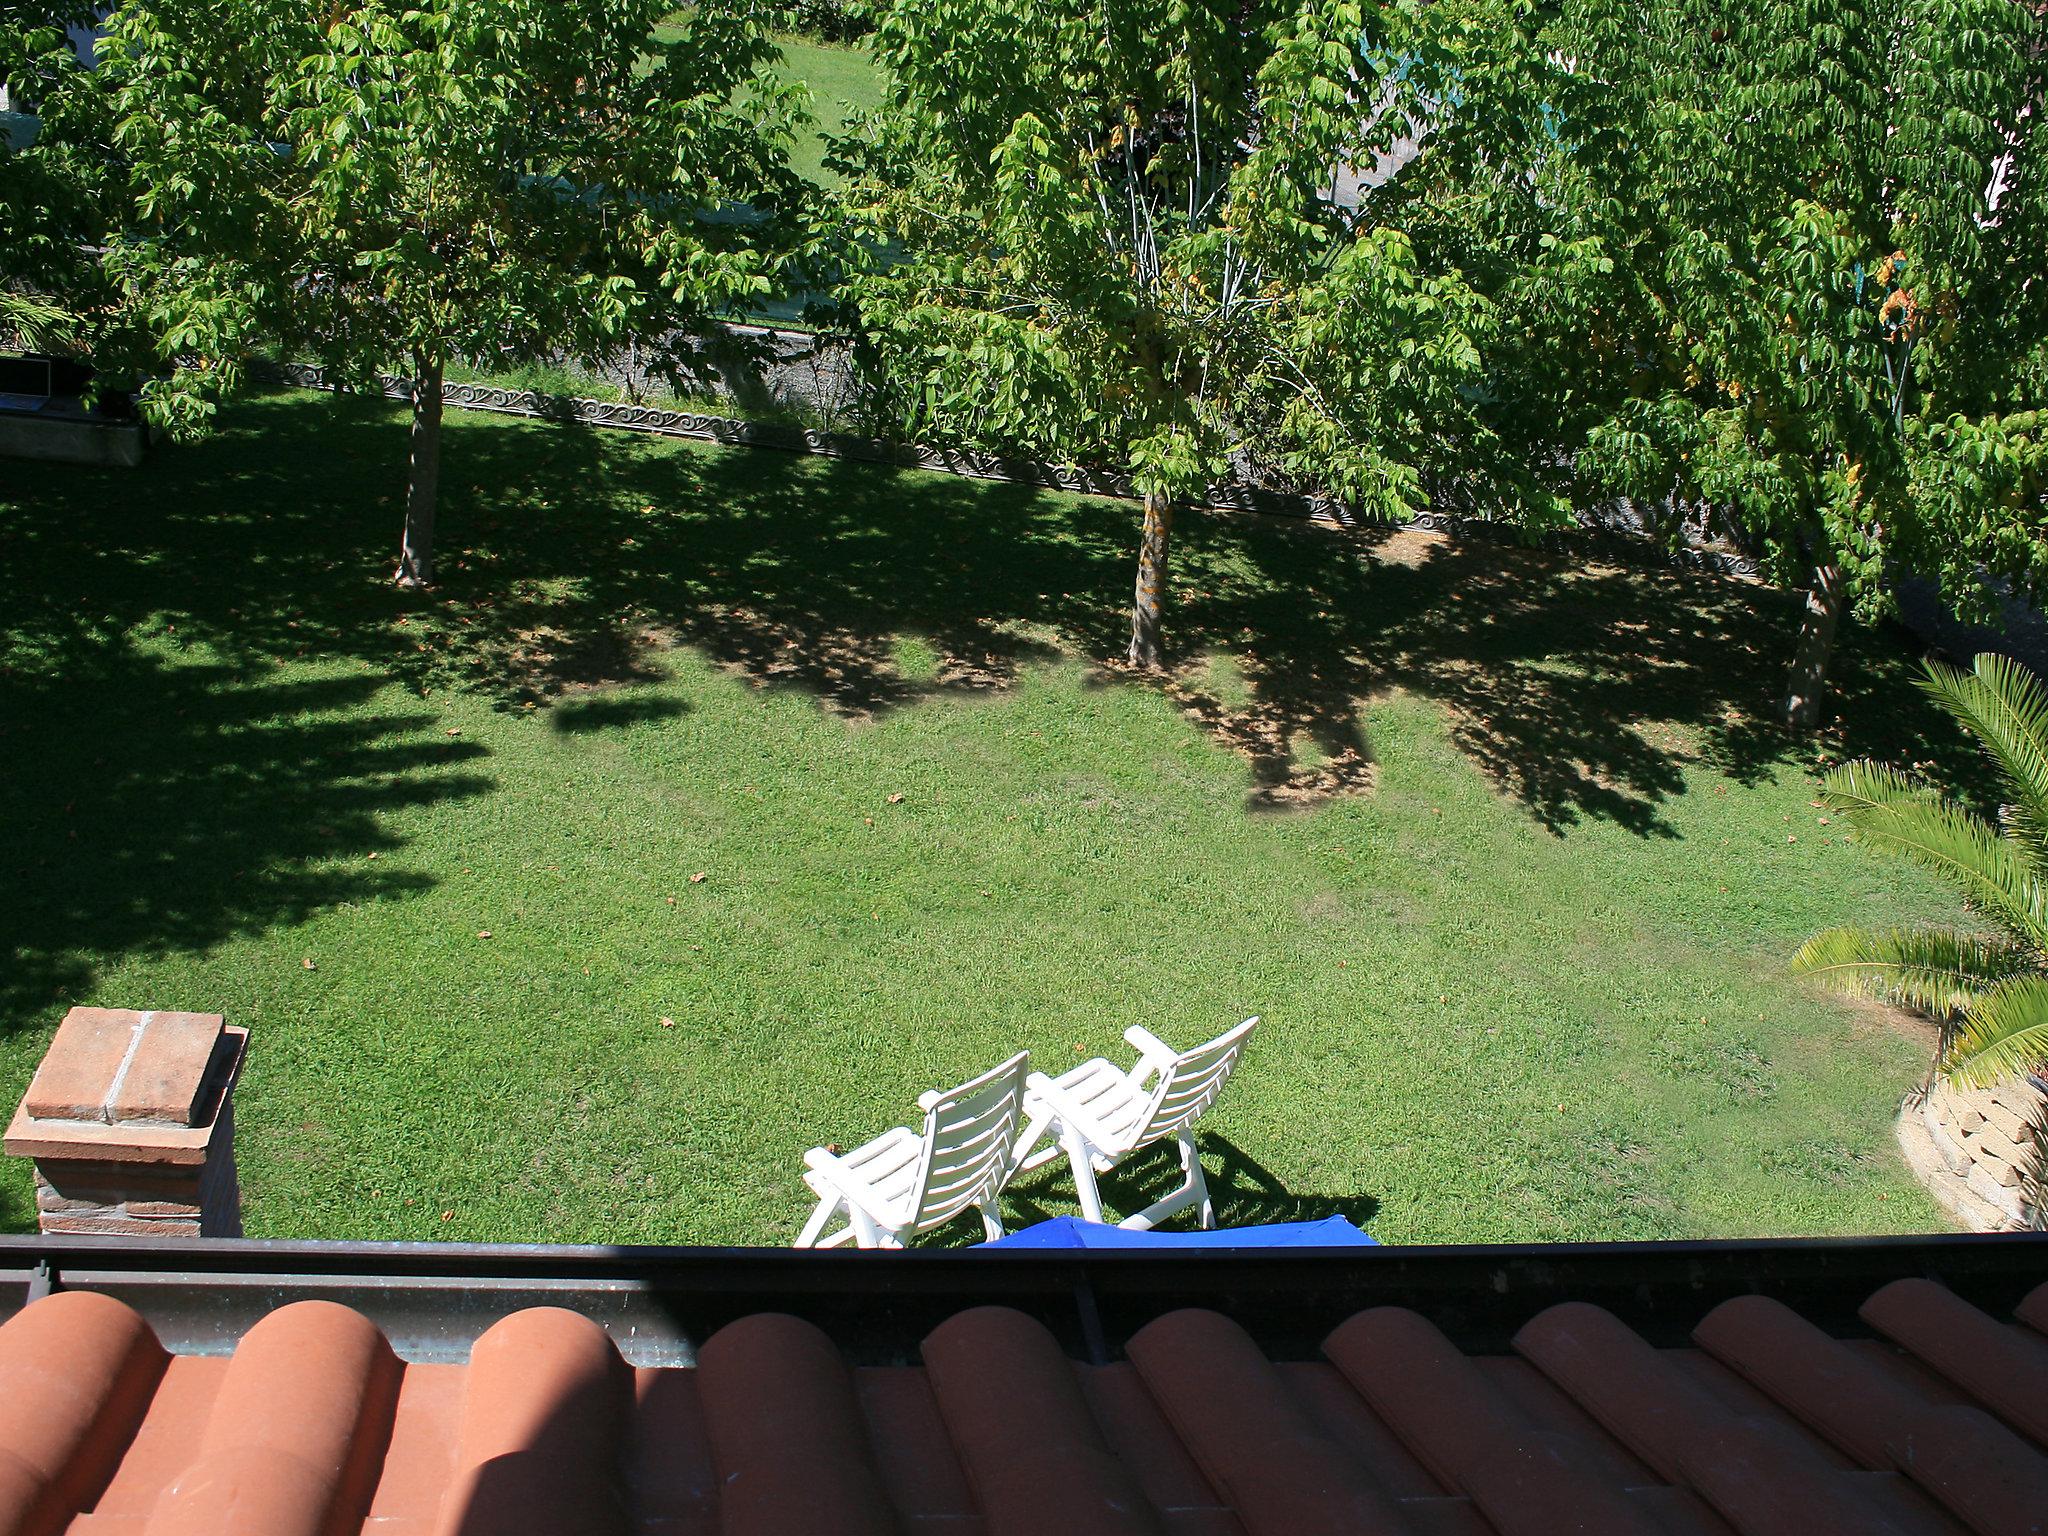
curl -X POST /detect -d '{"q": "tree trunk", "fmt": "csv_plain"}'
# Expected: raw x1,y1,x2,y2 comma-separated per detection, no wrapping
395,352,443,588
1782,559,1845,732
1128,488,1175,670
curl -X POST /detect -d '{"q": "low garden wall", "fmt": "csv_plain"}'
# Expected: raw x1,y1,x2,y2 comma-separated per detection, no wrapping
1903,1075,2048,1231
0,407,150,468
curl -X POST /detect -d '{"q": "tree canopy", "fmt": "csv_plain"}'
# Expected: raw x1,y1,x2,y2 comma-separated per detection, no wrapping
1393,0,2047,727
90,0,806,581
832,0,1514,667
7,0,2042,724
0,2,122,354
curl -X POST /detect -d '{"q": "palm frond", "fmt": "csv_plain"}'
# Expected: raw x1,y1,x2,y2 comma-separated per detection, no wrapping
1818,758,1943,819
1918,654,2048,861
0,289,70,353
1820,760,2048,949
1943,974,2048,1089
1790,925,2032,1016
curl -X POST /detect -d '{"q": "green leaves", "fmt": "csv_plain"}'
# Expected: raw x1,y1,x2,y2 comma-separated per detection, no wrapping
842,0,1519,530
1945,976,2048,1089
1798,652,2048,1088
1919,655,2048,863
1493,0,2046,613
85,0,804,433
1820,758,2048,948
1790,925,2028,1017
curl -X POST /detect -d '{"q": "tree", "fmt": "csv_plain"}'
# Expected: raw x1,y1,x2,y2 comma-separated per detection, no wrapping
1511,0,2047,731
833,0,1511,670
0,2,118,355
1794,654,2048,1087
93,0,804,585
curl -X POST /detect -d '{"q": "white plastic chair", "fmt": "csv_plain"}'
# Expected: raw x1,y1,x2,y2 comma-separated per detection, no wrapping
793,1051,1031,1249
1012,1018,1258,1231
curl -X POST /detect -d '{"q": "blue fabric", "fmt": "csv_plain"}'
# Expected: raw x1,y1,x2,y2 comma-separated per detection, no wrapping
983,1215,1377,1249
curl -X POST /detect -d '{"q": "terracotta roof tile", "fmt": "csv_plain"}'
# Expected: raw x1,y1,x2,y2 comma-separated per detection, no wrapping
1126,1308,1413,1535
1862,1278,2048,1450
698,1314,896,1536
437,1306,629,1536
1513,1301,1918,1536
1695,1294,1922,1467
145,1299,399,1536
2016,1279,2048,1338
0,1290,164,1536
4,1271,2048,1535
924,1307,1158,1536
1326,1308,1656,1536
850,1366,977,1528
1270,1362,1442,1502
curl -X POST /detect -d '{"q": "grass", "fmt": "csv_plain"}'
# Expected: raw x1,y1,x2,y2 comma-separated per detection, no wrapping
0,389,1980,1245
770,33,887,188
647,17,888,189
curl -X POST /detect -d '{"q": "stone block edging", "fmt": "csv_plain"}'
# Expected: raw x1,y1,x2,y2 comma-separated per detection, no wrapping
1900,1075,2048,1232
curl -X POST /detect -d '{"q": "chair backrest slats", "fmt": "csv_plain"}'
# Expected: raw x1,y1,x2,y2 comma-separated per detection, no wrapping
1130,1018,1258,1150
909,1051,1031,1228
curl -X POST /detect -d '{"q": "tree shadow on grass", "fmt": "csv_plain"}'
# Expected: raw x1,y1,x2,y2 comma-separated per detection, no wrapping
0,388,1976,849
1161,518,1978,834
549,695,692,734
0,641,492,1035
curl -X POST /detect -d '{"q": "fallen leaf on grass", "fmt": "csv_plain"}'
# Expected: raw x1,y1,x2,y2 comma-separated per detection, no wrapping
887,793,905,804
302,957,317,971
689,871,707,884
659,1017,675,1028
477,929,493,939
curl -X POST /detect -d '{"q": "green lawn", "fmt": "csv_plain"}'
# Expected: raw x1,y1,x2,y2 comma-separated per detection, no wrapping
648,19,887,188
771,33,887,187
0,390,1979,1244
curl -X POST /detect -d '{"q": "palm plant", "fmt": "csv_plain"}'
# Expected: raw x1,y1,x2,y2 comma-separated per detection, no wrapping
0,289,69,352
1792,652,2048,1088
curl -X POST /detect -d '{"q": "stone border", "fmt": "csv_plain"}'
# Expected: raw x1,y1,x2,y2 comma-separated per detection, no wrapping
1897,1074,2048,1231
258,360,1766,583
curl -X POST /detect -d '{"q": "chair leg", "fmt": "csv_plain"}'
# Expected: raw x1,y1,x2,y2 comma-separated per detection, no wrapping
848,1202,885,1250
1065,1131,1108,1224
795,1190,843,1249
977,1199,1005,1241
1183,1132,1215,1229
1119,1133,1209,1232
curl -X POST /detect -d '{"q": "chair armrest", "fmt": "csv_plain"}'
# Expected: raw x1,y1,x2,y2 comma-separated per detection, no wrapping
802,1145,902,1229
1122,1025,1180,1076
1025,1070,1116,1142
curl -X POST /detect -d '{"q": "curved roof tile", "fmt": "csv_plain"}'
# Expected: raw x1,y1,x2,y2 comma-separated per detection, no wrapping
4,1277,2048,1534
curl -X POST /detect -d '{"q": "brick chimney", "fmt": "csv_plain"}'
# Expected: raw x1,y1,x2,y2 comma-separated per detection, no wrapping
5,1008,247,1237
